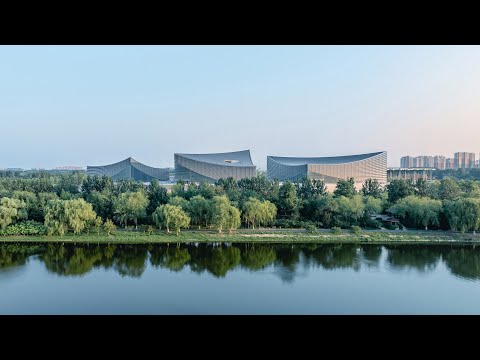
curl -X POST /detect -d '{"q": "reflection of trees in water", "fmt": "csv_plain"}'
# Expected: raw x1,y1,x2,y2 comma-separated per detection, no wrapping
149,246,191,272
273,245,301,283
385,245,441,272
359,246,382,267
0,245,43,271
189,245,241,278
240,244,276,271
113,246,148,278
3,243,480,281
41,245,107,276
302,244,361,271
443,247,480,280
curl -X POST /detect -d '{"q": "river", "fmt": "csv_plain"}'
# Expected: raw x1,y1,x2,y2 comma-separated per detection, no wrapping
1,242,480,314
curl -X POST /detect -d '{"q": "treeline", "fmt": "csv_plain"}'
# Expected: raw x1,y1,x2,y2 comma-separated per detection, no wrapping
433,168,480,180
2,173,480,236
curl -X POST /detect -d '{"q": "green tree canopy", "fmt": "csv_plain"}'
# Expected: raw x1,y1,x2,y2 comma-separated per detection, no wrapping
362,179,383,198
44,198,97,236
242,197,277,229
439,178,461,201
386,179,415,204
296,178,327,200
113,191,149,229
277,181,298,218
0,197,27,229
394,195,442,230
153,204,190,235
444,198,480,234
334,178,356,198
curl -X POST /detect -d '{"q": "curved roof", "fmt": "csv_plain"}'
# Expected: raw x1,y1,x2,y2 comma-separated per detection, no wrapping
87,157,170,181
268,151,386,166
175,150,255,167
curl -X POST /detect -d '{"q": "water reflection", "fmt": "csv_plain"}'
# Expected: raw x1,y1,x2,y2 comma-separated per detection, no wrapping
2,242,480,281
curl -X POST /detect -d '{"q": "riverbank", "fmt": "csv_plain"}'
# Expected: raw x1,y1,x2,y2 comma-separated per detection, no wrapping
1,230,480,245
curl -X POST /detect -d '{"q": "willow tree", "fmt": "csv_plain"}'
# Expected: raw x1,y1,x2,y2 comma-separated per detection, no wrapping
44,198,97,236
242,197,277,229
153,204,190,235
395,196,442,231
0,197,27,229
185,195,210,229
226,206,241,234
114,191,149,229
444,198,480,234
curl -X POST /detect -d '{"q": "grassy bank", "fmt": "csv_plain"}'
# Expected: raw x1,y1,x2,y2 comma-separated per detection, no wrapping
1,230,480,245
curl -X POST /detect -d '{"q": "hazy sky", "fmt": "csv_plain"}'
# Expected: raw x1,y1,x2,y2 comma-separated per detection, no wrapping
1,45,479,170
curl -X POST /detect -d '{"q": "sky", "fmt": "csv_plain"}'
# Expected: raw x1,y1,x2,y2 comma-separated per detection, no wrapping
1,45,479,170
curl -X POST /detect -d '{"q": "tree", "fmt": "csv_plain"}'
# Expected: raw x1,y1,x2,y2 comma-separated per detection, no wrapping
185,195,209,229
415,178,428,197
439,178,461,201
362,179,382,198
208,195,241,234
11,191,39,221
394,196,442,230
216,177,240,202
444,198,480,234
104,219,116,235
364,195,383,216
198,182,216,199
237,174,279,201
38,192,59,220
0,197,27,229
242,197,277,229
334,195,365,227
44,199,97,236
113,191,149,229
226,206,241,234
277,181,298,218
146,180,168,216
168,196,188,210
86,190,113,221
94,216,103,235
386,179,415,204
296,177,327,200
334,178,356,198
153,204,190,235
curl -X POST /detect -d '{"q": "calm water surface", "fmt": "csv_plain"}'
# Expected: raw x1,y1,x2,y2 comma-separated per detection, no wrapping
1,242,480,314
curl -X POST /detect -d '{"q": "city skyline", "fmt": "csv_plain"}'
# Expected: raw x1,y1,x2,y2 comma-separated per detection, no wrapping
2,45,480,169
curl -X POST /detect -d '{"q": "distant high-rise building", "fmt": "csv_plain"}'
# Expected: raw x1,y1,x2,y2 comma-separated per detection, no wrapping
446,158,455,169
423,156,434,168
412,155,434,168
434,155,446,170
413,156,422,167
400,156,414,168
454,152,476,169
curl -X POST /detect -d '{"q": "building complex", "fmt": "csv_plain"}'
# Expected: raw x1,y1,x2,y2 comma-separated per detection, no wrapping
174,150,256,183
267,151,387,190
400,152,477,170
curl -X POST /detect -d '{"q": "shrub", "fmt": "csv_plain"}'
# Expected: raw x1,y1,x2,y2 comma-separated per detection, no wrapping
331,227,342,235
146,225,156,235
304,223,317,233
104,219,116,235
351,225,362,235
362,218,382,230
0,221,47,236
383,222,397,230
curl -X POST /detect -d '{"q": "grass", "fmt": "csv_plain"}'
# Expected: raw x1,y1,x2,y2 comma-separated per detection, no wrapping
1,229,479,245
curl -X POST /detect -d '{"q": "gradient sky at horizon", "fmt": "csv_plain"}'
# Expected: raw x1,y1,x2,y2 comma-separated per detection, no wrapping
1,45,479,170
